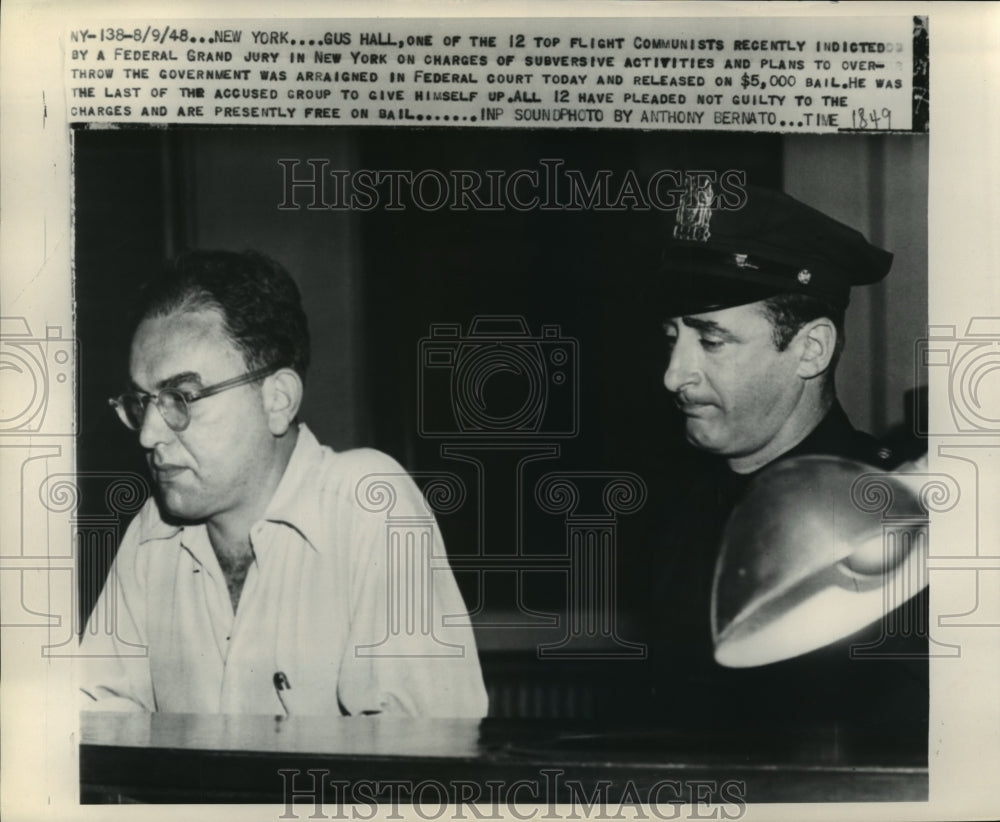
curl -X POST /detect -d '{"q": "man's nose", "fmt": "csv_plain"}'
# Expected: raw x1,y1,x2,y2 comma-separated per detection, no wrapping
663,336,700,394
137,400,174,450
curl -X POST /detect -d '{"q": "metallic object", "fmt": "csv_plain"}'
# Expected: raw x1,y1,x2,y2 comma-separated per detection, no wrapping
712,455,928,668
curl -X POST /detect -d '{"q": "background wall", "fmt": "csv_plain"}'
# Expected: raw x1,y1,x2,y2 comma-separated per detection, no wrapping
785,134,929,439
175,130,368,449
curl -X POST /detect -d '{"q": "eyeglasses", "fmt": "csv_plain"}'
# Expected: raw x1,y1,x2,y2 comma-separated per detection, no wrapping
108,365,276,432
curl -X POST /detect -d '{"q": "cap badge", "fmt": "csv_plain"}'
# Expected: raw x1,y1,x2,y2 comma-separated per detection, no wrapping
797,269,812,285
673,178,713,242
733,253,758,270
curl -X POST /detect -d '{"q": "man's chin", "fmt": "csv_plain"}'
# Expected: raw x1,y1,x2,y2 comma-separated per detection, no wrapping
684,420,732,457
154,488,206,523
684,422,728,454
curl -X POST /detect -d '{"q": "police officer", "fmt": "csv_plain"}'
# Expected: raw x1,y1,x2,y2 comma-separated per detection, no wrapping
643,183,927,740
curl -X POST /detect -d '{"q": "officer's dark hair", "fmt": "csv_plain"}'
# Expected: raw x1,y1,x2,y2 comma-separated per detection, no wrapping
132,250,310,380
759,292,845,367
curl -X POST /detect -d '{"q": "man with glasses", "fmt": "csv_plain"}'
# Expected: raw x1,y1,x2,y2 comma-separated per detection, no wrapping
80,250,488,717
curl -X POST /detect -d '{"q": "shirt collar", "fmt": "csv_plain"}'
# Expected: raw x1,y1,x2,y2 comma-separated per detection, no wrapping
259,422,328,551
137,423,329,551
137,502,183,544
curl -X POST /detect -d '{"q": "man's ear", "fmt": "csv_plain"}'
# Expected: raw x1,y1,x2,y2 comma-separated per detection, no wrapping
262,368,303,435
794,318,837,380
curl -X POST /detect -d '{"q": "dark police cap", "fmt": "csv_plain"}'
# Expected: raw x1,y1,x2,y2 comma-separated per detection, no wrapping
657,182,893,316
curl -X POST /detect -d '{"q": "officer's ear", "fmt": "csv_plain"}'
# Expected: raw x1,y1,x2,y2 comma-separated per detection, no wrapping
261,368,303,436
794,318,837,379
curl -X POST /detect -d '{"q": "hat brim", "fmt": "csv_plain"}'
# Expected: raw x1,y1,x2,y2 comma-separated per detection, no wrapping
649,269,786,318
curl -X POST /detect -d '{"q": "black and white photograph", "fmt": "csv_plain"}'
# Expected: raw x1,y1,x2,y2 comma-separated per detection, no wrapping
0,3,998,821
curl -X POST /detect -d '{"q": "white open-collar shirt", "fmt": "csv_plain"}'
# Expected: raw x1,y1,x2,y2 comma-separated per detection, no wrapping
79,425,488,717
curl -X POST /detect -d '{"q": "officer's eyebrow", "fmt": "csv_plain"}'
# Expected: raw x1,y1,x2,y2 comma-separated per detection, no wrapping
682,317,740,341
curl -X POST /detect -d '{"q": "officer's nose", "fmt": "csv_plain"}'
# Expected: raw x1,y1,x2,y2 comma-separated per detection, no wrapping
663,334,700,394
137,399,174,451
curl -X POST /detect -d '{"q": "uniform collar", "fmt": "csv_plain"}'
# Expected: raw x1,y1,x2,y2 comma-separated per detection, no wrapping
771,401,858,467
137,423,329,552
708,401,861,496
